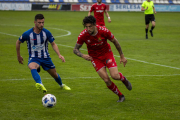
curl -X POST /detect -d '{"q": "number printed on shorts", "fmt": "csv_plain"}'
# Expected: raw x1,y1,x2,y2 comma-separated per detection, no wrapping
92,61,96,67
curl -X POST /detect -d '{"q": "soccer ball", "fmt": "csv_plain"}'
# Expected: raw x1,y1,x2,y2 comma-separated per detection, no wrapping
42,94,56,108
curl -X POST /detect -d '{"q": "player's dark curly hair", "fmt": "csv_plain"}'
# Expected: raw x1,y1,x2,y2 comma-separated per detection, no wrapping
83,15,96,28
35,14,45,21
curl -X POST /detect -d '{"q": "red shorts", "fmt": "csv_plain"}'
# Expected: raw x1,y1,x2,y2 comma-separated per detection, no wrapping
91,52,117,72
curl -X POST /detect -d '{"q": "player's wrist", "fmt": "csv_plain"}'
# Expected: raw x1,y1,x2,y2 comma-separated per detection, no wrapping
81,54,84,58
120,54,124,58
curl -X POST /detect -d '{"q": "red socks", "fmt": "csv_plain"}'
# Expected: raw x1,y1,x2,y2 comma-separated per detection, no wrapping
119,72,125,81
107,73,125,96
107,82,122,96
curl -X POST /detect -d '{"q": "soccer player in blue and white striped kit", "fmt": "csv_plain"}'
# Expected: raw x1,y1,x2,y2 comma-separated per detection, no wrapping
16,14,71,93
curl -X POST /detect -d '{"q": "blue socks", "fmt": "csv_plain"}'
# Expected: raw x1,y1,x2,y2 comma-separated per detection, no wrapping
54,74,62,86
31,69,42,84
31,69,62,86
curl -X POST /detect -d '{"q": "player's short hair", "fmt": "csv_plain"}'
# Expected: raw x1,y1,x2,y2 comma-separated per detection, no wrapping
83,15,96,28
35,14,44,21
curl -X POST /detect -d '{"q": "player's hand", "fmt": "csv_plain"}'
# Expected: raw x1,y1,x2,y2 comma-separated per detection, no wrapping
120,57,127,67
59,55,65,62
17,56,24,64
108,19,111,23
154,11,157,14
82,54,93,61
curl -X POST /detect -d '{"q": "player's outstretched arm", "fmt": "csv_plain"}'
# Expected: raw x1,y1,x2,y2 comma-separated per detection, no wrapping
110,37,127,67
153,7,156,14
73,43,92,61
16,40,24,64
51,41,65,62
88,11,91,16
105,10,111,23
111,37,123,56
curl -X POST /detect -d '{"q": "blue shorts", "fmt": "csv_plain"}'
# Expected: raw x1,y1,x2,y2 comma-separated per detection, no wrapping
28,57,55,71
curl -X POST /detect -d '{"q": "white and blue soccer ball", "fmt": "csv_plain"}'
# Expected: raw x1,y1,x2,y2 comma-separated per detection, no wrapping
42,94,56,108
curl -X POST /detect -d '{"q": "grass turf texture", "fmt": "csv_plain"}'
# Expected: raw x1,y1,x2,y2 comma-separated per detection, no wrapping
0,11,180,120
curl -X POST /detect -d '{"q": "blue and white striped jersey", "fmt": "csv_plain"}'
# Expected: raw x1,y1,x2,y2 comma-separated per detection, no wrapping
19,28,55,58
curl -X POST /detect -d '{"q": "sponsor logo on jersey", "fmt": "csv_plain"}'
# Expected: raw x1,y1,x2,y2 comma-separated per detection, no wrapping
96,10,103,13
31,44,45,51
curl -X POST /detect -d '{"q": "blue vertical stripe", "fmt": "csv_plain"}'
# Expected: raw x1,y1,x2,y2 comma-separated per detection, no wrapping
27,37,31,58
33,32,38,57
45,39,49,58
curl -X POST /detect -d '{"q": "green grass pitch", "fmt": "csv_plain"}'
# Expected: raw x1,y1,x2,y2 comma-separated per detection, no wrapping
0,11,180,120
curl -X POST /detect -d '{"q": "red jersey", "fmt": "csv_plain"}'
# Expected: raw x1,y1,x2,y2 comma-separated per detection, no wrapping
77,26,114,58
89,3,107,26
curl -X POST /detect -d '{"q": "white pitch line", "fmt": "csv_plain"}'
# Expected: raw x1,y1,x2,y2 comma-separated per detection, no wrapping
0,24,71,38
46,27,71,38
1,74,180,81
0,32,19,37
115,55,180,70
57,44,87,51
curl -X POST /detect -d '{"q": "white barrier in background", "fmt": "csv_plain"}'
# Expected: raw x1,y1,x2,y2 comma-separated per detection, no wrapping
110,4,141,11
0,3,32,11
110,4,180,12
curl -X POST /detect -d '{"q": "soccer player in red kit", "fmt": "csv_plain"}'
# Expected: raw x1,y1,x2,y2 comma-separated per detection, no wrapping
88,0,111,26
73,15,132,102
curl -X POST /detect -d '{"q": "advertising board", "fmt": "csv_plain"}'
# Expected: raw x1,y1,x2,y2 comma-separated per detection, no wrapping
32,4,71,11
0,3,31,11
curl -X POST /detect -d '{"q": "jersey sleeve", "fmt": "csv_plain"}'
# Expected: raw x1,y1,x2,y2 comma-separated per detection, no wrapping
103,28,114,41
104,4,107,11
47,30,55,43
77,31,86,45
89,4,94,12
77,35,84,45
141,1,145,8
19,32,28,43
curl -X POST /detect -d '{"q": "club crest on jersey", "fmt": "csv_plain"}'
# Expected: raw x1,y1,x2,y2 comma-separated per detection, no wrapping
87,40,91,43
98,37,102,42
101,6,104,9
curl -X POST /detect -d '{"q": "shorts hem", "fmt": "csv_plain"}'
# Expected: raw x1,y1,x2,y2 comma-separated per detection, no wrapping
97,66,106,72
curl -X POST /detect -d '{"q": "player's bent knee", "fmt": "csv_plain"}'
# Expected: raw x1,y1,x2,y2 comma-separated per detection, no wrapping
28,66,36,70
111,73,119,80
